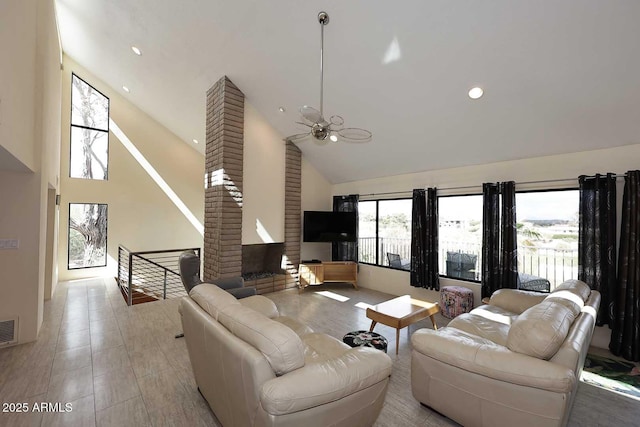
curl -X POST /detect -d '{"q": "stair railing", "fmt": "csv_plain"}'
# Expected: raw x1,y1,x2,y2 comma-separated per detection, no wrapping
117,245,201,306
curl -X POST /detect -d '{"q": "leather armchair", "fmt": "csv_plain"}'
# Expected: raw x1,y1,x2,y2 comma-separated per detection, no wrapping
210,276,256,299
180,284,393,426
411,279,600,427
175,251,256,338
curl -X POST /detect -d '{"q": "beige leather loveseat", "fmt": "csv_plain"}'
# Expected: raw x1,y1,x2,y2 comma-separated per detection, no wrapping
180,284,393,427
411,279,600,427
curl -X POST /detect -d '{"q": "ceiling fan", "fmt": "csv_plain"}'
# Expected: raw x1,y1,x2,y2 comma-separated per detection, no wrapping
287,11,372,144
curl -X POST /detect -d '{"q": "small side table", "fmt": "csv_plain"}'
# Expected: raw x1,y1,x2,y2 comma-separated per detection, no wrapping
366,295,439,355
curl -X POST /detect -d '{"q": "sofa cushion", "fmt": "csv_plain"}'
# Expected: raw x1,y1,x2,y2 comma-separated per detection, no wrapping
218,304,305,376
553,279,591,303
507,300,577,360
274,316,314,338
449,312,511,347
489,289,547,314
189,283,240,320
544,290,584,317
302,333,351,363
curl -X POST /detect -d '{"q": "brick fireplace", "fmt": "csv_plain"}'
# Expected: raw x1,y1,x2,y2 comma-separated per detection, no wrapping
203,76,301,291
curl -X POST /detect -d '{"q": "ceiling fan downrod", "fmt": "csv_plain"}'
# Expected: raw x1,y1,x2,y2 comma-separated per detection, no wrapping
318,11,329,119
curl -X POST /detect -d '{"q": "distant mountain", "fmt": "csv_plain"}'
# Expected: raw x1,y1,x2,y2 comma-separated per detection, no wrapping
521,219,574,226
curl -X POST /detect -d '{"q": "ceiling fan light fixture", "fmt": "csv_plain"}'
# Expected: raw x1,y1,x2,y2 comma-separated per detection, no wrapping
287,11,372,144
311,123,329,140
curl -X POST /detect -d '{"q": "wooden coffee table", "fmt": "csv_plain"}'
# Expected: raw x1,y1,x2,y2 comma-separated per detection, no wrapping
366,295,439,355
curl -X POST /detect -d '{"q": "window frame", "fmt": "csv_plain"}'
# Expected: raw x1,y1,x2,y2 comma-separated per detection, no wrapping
69,73,110,180
67,202,109,270
437,192,483,283
358,197,412,271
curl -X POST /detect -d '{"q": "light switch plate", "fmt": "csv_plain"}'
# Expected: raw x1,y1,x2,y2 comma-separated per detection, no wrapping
0,239,19,250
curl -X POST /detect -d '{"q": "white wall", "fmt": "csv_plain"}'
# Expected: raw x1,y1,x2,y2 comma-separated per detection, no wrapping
0,172,45,343
0,0,37,171
241,100,332,261
58,57,205,281
242,103,285,244
0,0,61,344
333,144,640,308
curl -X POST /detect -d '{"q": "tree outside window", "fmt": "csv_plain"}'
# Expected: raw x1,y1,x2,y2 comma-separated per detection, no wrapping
70,74,109,180
68,203,108,269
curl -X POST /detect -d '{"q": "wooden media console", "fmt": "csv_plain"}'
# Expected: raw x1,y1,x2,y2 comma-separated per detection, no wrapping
298,261,358,289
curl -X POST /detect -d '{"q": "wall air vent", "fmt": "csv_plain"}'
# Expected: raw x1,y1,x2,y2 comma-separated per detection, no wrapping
0,317,18,346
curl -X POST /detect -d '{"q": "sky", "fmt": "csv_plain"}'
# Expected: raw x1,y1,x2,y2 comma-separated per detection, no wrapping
371,190,580,222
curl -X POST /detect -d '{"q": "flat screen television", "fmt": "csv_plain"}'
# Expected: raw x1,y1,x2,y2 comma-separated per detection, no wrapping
303,211,357,242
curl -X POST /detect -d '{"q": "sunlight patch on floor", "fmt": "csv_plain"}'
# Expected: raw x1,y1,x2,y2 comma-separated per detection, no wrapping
580,371,640,401
355,302,375,310
314,291,350,302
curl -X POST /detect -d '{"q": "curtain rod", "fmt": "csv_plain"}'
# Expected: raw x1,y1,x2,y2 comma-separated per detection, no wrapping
357,174,627,198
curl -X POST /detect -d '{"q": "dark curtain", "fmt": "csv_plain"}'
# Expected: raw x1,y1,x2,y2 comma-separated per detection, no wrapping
411,188,439,290
482,182,517,299
500,182,518,290
610,171,640,361
482,183,500,299
578,173,617,326
332,194,359,262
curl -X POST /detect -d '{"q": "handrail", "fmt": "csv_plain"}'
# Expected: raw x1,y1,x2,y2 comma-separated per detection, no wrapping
132,253,182,277
127,247,201,256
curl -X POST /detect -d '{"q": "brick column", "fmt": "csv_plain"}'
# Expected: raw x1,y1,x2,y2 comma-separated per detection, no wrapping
204,76,244,280
284,142,302,288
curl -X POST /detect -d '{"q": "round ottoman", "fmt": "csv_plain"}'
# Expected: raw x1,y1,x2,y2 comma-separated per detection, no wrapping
343,330,388,353
440,286,474,319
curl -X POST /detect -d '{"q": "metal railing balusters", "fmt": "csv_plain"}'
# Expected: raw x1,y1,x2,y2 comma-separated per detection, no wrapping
128,250,133,306
357,238,578,289
117,245,199,306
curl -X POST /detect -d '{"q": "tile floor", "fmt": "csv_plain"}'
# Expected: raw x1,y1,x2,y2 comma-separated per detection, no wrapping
0,277,638,426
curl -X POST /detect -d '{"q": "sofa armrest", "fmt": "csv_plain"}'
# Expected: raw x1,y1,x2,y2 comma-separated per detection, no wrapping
411,328,575,393
260,347,392,415
227,287,257,299
211,276,244,290
489,289,547,314
239,295,279,318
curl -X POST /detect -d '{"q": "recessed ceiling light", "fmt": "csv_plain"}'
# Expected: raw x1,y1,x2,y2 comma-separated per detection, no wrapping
192,139,199,144
131,46,142,56
329,134,338,142
468,87,484,100
122,85,130,93
278,107,286,113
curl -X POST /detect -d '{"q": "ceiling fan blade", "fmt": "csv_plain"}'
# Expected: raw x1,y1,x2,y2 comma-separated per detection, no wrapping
336,127,372,142
295,121,312,128
300,105,324,124
329,115,344,126
285,132,311,142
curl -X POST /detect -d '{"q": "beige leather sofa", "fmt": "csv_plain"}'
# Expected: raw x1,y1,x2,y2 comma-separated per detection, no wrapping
180,284,393,427
411,279,601,427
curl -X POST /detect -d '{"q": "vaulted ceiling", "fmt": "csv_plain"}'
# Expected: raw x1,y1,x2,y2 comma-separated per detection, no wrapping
56,0,640,184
